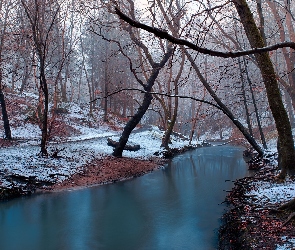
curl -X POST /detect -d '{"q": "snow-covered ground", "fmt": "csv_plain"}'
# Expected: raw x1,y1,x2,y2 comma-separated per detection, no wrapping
246,174,295,250
246,178,295,205
0,100,198,188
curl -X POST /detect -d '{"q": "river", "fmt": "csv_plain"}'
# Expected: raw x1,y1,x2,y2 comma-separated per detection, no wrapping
0,145,248,250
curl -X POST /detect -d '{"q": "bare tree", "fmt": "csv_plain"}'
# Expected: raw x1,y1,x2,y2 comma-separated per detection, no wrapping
0,0,14,140
21,0,60,155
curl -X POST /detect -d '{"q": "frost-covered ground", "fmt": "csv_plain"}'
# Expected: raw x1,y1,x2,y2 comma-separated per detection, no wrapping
0,99,197,189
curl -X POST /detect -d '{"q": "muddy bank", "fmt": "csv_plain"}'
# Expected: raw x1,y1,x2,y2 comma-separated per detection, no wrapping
219,163,295,249
0,156,167,200
0,142,209,200
49,142,210,191
47,156,167,191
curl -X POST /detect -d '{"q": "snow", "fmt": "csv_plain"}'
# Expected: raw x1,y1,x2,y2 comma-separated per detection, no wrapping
240,137,295,249
109,126,190,158
0,103,197,188
276,237,295,250
69,124,117,141
11,124,41,140
246,179,295,205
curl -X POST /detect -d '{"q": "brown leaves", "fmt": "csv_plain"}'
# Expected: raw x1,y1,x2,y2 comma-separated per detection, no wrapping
50,156,166,191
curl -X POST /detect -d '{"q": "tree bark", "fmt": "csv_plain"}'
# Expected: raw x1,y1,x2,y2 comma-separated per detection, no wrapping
39,61,48,156
0,0,12,140
233,0,295,177
112,91,153,157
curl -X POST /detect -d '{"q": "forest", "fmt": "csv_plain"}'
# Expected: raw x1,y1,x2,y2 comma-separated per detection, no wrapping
0,0,295,249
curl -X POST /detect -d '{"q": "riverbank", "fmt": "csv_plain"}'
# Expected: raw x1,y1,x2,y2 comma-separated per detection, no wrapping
0,155,166,200
0,94,211,200
45,156,167,192
0,141,204,200
219,160,295,249
0,155,167,199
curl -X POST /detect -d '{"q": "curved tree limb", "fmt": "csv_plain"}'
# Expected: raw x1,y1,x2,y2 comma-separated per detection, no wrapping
91,87,224,111
114,7,295,58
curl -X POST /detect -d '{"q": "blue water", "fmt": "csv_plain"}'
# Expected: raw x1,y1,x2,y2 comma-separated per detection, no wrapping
0,146,248,250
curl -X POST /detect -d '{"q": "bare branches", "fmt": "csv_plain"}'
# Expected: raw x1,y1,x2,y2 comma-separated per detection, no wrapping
89,26,145,88
91,87,224,112
114,7,295,58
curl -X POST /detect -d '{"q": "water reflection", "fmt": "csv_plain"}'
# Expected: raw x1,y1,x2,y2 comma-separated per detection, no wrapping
0,146,248,250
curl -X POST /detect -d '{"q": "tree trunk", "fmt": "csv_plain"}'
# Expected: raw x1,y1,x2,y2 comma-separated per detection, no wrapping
284,88,295,128
19,64,30,93
104,51,108,122
0,88,12,140
233,0,295,177
0,0,12,139
243,59,267,149
239,58,253,137
39,62,48,156
113,91,153,157
80,33,93,115
161,53,184,149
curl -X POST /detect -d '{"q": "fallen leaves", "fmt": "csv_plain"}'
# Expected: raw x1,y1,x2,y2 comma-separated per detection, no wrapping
220,164,295,249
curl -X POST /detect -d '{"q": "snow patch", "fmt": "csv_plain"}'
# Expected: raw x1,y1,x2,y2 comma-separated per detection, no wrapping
276,237,295,250
246,179,295,205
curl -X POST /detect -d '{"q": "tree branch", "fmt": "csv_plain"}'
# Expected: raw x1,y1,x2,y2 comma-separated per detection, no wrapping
114,7,295,58
91,87,223,111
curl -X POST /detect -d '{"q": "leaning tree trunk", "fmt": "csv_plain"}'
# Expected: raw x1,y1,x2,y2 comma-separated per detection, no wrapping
113,91,153,157
239,58,253,137
233,0,295,177
113,47,174,157
184,49,264,156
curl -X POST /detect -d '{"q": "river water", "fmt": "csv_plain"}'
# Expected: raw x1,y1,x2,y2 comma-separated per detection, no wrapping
0,145,248,250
